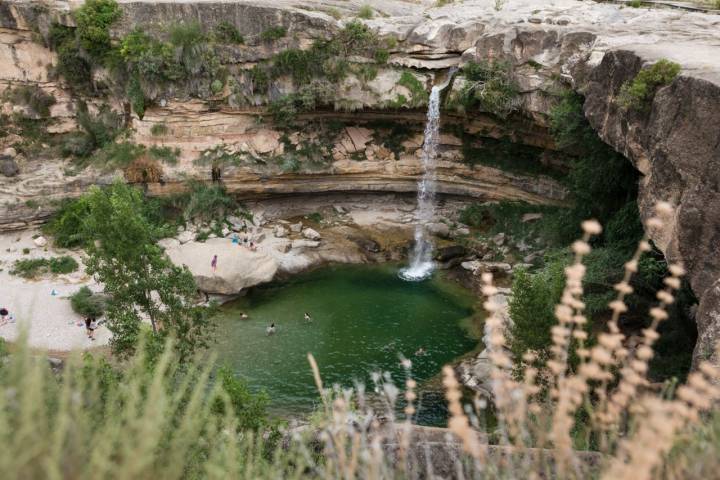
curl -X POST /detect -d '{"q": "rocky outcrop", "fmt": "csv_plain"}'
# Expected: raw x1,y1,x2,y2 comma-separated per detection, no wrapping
580,49,720,367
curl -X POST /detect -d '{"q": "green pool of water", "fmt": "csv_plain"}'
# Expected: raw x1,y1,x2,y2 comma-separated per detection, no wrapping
213,263,479,425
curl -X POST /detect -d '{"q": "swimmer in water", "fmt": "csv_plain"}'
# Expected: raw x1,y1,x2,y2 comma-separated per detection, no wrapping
415,347,426,356
266,323,276,335
304,312,312,322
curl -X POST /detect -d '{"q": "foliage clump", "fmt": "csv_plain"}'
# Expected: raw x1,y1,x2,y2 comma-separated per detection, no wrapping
2,85,56,117
618,59,681,111
452,60,519,118
260,26,287,42
182,181,240,224
70,286,107,317
82,182,213,362
212,21,244,44
357,5,374,19
10,255,79,278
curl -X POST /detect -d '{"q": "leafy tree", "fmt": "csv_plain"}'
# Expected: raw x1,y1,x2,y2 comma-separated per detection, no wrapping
211,367,270,431
508,260,566,366
82,182,213,363
74,0,122,60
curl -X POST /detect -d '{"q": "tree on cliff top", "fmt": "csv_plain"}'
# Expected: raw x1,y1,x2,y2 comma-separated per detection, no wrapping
82,182,214,363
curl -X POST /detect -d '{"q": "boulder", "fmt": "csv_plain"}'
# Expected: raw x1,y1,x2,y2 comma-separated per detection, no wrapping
33,236,47,247
302,228,321,240
274,240,291,253
226,215,246,232
333,205,348,214
522,213,544,223
177,230,194,244
291,239,320,250
426,222,451,239
436,245,467,262
0,155,18,177
249,129,281,154
349,235,380,253
274,225,288,238
454,227,471,237
165,238,278,295
290,222,303,233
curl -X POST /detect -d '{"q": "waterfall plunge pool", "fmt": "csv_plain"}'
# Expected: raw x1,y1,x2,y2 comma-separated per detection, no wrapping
213,263,481,426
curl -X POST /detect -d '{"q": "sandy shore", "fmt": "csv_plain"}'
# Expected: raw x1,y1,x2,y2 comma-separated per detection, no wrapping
0,228,111,351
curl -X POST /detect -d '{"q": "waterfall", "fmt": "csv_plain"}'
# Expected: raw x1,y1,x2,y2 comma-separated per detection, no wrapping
399,78,450,282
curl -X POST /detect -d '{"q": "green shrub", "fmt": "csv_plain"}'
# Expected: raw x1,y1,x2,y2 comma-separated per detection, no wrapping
250,65,270,93
73,0,122,60
374,48,389,64
628,0,642,7
268,81,333,125
618,59,681,111
454,60,519,118
70,286,107,317
358,5,374,19
548,90,640,245
397,71,429,107
10,255,79,278
210,366,270,431
213,21,244,44
509,260,566,366
260,26,287,42
2,85,56,117
44,197,91,248
150,123,169,136
183,182,239,223
148,145,180,165
63,103,123,159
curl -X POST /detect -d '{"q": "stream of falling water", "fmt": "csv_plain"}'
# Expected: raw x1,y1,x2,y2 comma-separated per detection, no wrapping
399,83,445,282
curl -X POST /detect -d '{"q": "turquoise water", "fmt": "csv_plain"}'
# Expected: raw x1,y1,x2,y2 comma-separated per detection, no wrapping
213,264,479,425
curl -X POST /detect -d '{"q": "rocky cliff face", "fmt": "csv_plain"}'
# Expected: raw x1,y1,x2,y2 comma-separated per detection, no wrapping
1,0,719,365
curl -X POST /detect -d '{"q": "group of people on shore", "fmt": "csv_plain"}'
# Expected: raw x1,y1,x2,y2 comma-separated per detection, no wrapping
209,233,259,274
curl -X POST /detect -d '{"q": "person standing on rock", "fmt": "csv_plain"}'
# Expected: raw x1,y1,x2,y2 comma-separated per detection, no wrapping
211,254,218,273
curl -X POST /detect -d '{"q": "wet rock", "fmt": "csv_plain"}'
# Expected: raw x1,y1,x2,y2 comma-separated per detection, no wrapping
349,236,380,253
302,228,321,240
436,245,467,262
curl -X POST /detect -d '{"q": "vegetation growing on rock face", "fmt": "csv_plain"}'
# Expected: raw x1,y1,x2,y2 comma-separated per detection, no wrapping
212,21,244,44
451,60,520,118
260,26,287,42
357,5,374,19
618,59,681,111
2,85,56,117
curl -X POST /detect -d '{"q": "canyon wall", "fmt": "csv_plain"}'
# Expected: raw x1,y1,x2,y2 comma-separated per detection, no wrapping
1,0,719,365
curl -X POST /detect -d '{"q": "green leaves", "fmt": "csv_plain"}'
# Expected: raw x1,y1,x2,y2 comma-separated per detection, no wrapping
73,0,122,60
81,182,214,363
618,59,681,111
